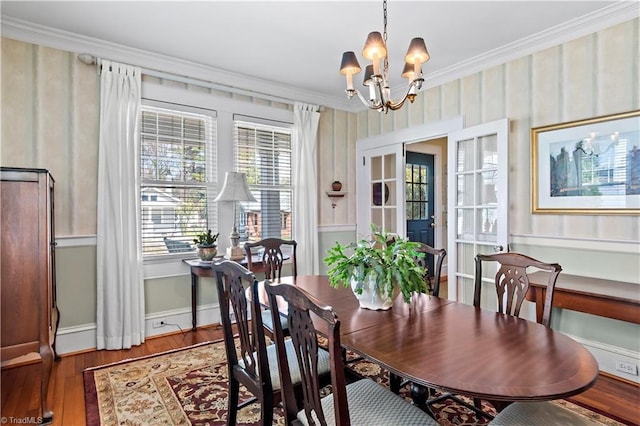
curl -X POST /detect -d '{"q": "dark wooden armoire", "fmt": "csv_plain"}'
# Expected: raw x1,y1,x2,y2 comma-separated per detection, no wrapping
1,167,58,422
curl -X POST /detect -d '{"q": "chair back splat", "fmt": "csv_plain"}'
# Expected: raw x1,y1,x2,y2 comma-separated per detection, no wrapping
212,260,273,425
244,238,297,340
414,243,446,296
267,282,346,424
474,252,562,327
245,238,297,279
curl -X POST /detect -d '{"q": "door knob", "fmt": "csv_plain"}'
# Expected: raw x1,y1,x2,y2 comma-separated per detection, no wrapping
493,245,504,252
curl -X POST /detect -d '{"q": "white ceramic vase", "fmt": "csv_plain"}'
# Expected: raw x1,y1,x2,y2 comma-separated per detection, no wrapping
350,275,399,310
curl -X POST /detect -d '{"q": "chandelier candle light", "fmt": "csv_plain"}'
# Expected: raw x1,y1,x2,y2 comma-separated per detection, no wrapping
213,172,256,260
339,0,430,113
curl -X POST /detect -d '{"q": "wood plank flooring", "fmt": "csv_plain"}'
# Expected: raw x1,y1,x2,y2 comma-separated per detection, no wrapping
1,325,638,426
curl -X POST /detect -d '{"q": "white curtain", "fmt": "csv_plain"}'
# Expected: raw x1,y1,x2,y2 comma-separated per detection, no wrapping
293,103,321,275
96,60,145,350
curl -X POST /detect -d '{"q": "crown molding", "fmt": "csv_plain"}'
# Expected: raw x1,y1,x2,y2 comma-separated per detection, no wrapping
388,2,639,109
345,1,638,112
2,2,637,114
1,16,352,111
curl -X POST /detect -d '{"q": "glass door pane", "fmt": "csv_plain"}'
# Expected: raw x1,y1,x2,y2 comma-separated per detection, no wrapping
447,119,509,303
358,144,404,238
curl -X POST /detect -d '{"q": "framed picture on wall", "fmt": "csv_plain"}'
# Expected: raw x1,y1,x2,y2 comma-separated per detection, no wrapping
531,110,640,214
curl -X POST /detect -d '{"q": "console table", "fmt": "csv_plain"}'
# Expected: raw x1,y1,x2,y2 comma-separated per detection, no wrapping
526,271,640,324
183,255,286,330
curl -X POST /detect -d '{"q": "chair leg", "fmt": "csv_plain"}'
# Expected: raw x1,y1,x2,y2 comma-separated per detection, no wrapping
227,377,240,426
473,397,482,409
428,393,494,421
262,391,273,425
389,372,402,393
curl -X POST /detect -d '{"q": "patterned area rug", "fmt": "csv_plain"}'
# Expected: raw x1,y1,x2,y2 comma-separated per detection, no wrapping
83,340,623,425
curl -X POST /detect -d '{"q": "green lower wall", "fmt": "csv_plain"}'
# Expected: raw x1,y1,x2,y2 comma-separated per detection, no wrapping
144,275,215,315
511,242,640,352
318,229,357,275
56,245,97,328
55,233,638,356
55,245,299,327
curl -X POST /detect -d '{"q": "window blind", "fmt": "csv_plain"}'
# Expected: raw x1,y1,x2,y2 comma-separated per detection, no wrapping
233,120,292,242
140,105,216,256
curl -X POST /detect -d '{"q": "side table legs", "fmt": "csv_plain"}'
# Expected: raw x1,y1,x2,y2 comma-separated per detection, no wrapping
191,272,197,331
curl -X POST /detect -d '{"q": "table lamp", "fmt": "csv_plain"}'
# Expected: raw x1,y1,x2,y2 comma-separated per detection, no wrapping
214,172,257,260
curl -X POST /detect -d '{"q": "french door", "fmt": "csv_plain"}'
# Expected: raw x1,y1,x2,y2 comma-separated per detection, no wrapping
406,152,436,271
447,119,509,303
356,144,405,237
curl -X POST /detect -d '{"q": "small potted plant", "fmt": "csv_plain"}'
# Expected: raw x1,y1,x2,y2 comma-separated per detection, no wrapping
193,229,219,261
331,180,343,191
323,224,427,310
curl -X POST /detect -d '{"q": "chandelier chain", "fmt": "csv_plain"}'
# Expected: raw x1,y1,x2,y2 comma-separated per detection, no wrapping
338,0,428,113
382,0,389,80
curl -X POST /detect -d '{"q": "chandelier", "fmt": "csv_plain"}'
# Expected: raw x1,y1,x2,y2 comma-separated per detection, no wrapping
339,0,430,113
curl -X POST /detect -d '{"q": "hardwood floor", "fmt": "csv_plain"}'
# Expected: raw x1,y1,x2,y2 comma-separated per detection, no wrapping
2,325,638,426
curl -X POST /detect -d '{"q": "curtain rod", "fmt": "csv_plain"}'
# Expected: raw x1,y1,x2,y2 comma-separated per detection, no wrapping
77,53,323,111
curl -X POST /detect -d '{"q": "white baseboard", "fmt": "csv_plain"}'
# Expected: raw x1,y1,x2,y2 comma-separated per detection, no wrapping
54,324,98,355
55,304,221,355
567,333,640,384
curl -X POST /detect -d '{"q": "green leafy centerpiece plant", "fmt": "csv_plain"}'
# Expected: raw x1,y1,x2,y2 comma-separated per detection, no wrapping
193,229,219,261
324,225,427,310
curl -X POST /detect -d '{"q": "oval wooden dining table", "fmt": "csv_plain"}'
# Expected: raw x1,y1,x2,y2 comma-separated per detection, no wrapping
258,275,599,408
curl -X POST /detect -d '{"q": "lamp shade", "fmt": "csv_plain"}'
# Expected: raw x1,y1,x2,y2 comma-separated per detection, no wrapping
362,64,374,86
404,37,430,64
362,31,387,60
401,61,415,79
340,51,362,75
214,172,257,202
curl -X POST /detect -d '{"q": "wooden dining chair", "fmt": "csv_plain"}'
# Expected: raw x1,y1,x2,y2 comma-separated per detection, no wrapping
244,238,297,280
244,238,297,339
425,252,564,419
212,260,330,425
468,252,563,416
212,260,274,425
265,281,439,426
474,252,562,327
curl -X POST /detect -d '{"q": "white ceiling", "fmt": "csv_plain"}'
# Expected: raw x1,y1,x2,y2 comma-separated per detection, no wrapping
1,1,636,112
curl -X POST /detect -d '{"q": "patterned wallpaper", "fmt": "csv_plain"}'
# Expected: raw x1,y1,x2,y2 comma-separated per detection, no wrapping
317,19,639,243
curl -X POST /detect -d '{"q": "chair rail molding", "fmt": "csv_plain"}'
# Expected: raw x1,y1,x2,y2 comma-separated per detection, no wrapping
55,235,97,247
510,234,640,254
318,224,356,233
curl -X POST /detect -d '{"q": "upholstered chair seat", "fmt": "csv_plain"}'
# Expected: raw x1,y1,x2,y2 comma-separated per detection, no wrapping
489,401,600,425
238,338,331,391
296,378,438,426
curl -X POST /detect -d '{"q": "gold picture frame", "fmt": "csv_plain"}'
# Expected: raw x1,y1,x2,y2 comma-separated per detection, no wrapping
531,110,640,215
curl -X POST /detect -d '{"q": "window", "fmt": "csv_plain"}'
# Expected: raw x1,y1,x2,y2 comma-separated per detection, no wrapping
140,104,216,256
405,163,428,220
234,120,292,242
